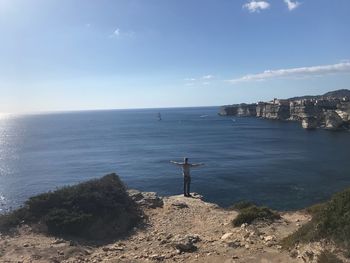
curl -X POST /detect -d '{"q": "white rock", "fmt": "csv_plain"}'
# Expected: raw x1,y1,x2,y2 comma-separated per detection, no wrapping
221,233,234,240
264,236,275,242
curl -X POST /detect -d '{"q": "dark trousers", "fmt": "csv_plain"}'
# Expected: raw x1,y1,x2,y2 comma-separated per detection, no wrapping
184,176,191,196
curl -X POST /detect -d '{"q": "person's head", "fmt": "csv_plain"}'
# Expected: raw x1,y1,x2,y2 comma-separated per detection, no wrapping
184,157,188,164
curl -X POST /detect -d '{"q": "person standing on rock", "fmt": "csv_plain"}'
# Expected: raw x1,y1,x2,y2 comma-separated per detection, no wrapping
170,157,204,197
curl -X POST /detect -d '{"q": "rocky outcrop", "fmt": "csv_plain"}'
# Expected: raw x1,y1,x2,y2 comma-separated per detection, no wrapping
127,189,164,208
170,234,201,252
324,111,344,130
336,100,350,123
219,103,256,117
336,110,350,122
2,192,349,263
301,116,318,130
219,105,238,116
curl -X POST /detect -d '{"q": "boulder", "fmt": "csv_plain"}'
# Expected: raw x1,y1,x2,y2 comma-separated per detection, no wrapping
170,234,200,252
127,189,144,201
221,232,234,241
264,235,275,242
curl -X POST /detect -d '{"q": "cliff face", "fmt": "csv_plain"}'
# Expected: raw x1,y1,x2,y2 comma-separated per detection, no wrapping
289,100,323,121
301,117,318,129
324,111,344,130
256,99,290,120
336,101,350,122
237,103,257,117
219,103,256,117
219,89,350,130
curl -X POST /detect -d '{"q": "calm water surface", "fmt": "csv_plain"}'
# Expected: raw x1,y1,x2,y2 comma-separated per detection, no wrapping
0,107,350,212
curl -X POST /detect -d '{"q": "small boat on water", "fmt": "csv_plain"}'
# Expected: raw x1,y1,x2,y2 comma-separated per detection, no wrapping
200,115,209,118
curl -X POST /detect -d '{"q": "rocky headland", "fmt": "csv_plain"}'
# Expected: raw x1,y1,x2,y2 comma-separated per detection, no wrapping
219,89,350,130
0,191,319,263
1,174,350,263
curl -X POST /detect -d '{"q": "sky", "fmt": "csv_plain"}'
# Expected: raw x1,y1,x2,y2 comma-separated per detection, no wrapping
0,0,350,113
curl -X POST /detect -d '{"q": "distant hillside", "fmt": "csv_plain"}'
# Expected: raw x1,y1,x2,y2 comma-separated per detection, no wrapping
323,89,350,98
288,89,350,101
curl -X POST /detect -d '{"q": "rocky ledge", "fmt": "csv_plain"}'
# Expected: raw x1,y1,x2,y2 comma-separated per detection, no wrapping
219,89,350,130
1,191,347,263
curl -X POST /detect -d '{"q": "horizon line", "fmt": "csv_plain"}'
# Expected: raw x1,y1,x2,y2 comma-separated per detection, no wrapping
1,105,221,117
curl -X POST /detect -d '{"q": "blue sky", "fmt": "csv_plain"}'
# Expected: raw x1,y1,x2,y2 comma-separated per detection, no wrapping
0,0,350,113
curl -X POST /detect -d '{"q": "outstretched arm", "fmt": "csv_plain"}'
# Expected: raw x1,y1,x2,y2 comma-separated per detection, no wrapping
191,163,205,167
170,160,183,166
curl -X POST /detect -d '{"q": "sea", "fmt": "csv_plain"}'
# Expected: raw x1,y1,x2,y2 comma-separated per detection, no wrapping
1,107,350,212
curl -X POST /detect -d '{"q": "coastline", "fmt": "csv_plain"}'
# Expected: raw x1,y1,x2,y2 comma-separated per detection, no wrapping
219,89,350,130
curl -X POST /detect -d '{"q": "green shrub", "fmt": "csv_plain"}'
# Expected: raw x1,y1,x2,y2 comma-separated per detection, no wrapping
282,188,350,250
232,202,280,227
229,201,255,211
0,174,142,240
0,208,28,231
317,251,343,263
306,203,327,215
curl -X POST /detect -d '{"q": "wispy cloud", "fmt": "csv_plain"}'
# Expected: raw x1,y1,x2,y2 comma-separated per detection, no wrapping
113,28,120,37
228,62,350,83
184,74,215,87
109,28,134,39
243,1,270,13
284,0,301,11
202,75,214,80
109,28,121,38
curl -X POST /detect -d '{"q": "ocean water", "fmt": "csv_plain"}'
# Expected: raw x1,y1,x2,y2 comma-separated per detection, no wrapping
0,107,350,212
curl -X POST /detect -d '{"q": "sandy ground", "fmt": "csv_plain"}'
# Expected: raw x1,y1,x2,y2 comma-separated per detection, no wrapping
0,193,321,263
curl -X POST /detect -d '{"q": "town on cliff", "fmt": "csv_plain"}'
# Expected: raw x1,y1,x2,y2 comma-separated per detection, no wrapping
219,89,350,130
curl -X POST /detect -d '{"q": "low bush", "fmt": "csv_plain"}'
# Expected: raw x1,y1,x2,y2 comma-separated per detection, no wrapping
282,188,350,250
317,251,343,263
231,202,280,227
0,173,142,240
229,201,255,211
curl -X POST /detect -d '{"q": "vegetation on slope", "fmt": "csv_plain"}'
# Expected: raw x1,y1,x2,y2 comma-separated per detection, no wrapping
0,174,142,240
231,201,280,227
283,187,350,249
317,251,343,263
288,89,350,101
